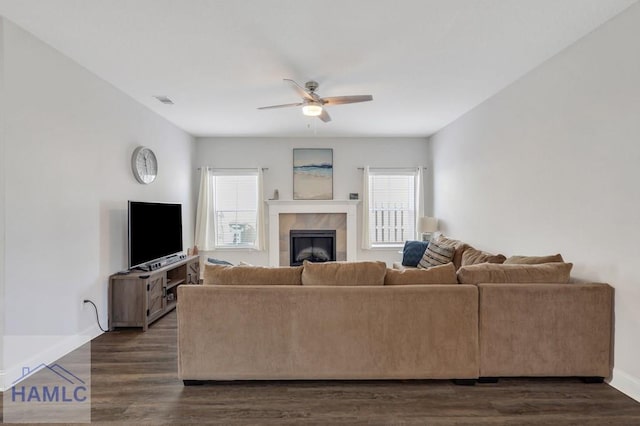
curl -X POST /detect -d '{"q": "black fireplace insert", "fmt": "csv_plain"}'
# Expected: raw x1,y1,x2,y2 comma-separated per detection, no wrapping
290,229,337,266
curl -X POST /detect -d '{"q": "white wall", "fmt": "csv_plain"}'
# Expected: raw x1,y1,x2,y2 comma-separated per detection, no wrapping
195,137,429,266
430,4,640,400
1,18,195,389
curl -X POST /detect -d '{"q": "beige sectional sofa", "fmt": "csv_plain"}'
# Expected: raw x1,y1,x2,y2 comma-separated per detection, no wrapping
177,254,613,385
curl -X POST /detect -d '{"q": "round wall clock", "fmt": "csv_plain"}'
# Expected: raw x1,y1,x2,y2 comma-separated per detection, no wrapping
131,146,158,184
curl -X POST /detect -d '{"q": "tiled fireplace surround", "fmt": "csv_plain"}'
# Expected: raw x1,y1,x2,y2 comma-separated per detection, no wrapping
267,200,359,267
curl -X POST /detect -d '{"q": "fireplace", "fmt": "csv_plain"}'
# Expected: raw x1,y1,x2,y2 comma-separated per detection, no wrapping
290,230,337,266
267,200,357,266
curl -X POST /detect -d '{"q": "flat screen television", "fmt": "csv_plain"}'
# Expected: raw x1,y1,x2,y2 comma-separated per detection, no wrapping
128,201,183,269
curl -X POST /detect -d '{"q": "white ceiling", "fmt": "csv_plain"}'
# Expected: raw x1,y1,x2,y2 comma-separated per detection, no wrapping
0,0,636,138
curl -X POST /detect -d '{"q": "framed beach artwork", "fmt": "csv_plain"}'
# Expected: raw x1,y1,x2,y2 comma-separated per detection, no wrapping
293,148,333,200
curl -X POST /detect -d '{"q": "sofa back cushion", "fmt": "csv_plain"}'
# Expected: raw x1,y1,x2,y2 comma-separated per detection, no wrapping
504,253,564,264
461,247,507,266
457,262,573,285
203,264,303,285
384,263,458,285
301,260,387,286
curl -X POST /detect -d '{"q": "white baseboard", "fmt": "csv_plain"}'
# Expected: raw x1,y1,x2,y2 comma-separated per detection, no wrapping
0,324,103,391
609,368,640,403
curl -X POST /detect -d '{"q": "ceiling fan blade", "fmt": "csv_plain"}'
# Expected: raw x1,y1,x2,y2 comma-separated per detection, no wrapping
283,78,317,101
257,102,303,110
321,95,373,106
318,109,331,123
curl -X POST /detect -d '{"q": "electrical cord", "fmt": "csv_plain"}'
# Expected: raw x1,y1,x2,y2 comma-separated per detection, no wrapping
83,299,109,332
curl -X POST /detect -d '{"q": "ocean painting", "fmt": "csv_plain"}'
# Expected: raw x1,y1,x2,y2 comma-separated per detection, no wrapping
293,148,333,200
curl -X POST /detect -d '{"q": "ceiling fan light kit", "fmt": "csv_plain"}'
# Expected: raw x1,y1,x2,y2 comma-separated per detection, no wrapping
302,102,323,117
258,79,373,123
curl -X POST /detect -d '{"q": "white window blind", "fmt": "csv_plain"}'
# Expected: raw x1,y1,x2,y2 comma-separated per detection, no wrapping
213,172,258,248
367,169,419,247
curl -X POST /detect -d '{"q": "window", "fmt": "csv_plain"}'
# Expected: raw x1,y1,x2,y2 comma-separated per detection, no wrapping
364,168,422,248
195,168,265,251
212,172,259,248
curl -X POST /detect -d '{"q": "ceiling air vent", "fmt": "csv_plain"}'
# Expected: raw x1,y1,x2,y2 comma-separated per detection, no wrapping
154,95,174,105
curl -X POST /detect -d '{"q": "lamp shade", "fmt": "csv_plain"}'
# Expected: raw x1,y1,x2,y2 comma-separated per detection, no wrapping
419,216,438,233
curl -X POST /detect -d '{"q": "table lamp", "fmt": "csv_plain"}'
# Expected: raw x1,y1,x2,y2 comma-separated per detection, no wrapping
419,217,438,242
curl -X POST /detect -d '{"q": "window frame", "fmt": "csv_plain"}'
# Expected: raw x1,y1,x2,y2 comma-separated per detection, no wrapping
365,168,421,249
211,171,260,250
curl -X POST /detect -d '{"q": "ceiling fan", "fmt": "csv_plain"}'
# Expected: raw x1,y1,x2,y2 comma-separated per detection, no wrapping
257,79,373,122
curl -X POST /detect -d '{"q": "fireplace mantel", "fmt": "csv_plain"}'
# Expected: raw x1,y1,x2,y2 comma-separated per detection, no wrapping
266,200,359,266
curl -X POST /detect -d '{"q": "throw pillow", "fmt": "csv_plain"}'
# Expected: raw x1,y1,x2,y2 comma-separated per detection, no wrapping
461,247,507,266
456,262,573,284
384,263,458,285
203,264,303,285
401,240,429,267
504,254,564,264
418,239,455,269
433,234,472,270
207,257,233,266
301,260,387,286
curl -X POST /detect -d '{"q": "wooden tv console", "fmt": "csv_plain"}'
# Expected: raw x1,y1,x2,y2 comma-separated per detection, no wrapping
109,255,200,331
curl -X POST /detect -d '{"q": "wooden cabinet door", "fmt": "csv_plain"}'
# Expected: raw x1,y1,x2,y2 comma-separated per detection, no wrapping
147,274,166,320
187,259,200,284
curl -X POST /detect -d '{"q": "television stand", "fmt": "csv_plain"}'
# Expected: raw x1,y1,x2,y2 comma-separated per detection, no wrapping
109,255,200,331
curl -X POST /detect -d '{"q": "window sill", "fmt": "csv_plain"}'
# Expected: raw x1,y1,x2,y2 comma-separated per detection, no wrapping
368,245,404,250
213,246,260,251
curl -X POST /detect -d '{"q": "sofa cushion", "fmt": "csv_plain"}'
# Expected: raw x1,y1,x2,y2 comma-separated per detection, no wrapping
433,234,471,270
504,253,564,264
457,262,573,285
418,239,455,269
301,260,387,286
203,264,303,285
461,247,507,266
385,263,458,285
401,240,429,267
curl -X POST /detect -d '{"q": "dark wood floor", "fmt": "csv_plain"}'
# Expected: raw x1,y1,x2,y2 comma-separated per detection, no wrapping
3,310,640,425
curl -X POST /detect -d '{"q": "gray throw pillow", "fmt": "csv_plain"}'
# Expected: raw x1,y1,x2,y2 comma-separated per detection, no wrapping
207,257,233,266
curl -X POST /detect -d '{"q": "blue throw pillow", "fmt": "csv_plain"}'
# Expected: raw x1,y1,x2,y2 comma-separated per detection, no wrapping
207,257,233,266
402,240,430,267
